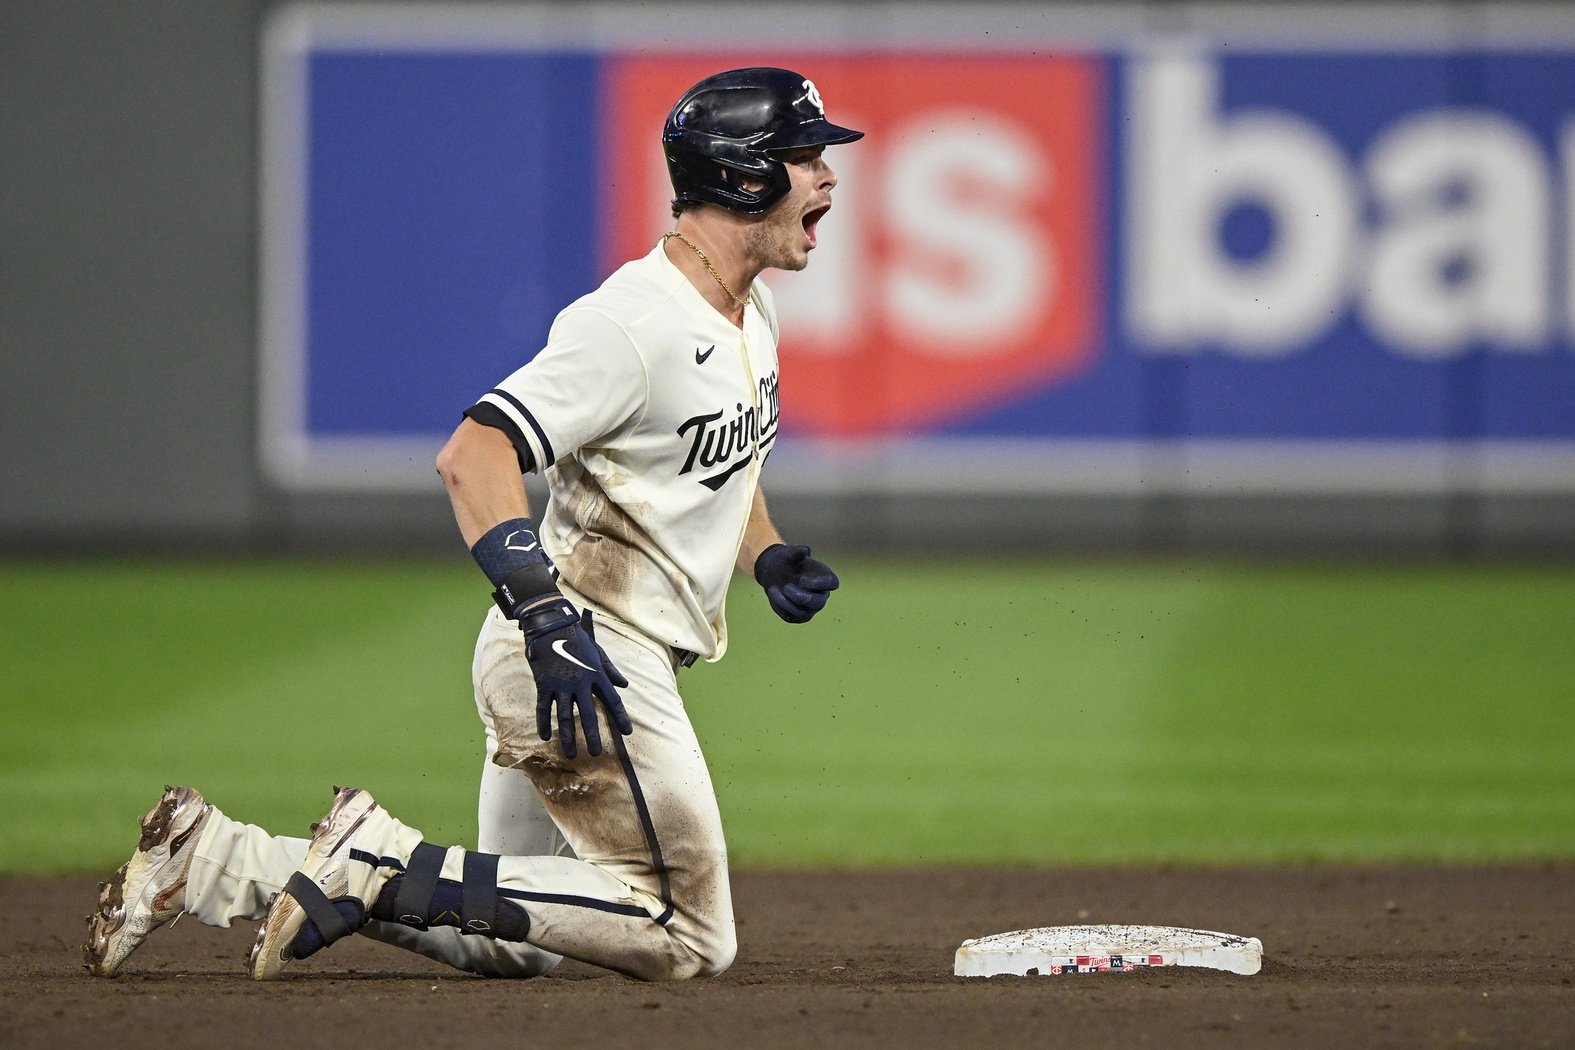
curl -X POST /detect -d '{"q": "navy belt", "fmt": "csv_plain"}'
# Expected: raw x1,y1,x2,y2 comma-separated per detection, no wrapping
671,647,699,670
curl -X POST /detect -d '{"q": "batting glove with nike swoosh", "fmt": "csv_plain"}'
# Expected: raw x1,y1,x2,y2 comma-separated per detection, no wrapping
520,608,632,760
754,543,840,624
473,517,633,759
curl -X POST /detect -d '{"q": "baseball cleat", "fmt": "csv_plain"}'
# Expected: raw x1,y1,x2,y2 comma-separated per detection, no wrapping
248,786,400,980
82,785,212,977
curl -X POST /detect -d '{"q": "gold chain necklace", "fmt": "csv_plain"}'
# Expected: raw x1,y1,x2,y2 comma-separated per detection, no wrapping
663,231,750,309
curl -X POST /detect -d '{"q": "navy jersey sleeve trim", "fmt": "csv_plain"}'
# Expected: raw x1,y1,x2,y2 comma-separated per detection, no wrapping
488,388,556,468
462,402,537,475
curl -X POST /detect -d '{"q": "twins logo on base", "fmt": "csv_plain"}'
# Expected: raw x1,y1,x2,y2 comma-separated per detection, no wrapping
954,925,1264,978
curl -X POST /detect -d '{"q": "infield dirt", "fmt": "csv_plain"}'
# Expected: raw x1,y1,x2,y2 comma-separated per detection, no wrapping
6,864,1571,1049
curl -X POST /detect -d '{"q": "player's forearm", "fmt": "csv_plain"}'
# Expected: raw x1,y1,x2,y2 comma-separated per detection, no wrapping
736,485,784,575
436,418,533,548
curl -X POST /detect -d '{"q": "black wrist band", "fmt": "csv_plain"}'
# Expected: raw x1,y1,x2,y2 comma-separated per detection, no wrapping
492,562,559,615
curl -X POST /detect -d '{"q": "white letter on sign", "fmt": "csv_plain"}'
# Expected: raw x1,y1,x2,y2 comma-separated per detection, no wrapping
1363,112,1551,357
883,113,1051,350
1127,53,1358,356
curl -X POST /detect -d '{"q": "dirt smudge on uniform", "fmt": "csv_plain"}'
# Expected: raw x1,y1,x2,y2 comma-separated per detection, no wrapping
516,753,611,805
554,464,658,608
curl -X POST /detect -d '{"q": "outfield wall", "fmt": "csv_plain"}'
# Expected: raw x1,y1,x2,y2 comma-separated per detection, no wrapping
5,1,1575,556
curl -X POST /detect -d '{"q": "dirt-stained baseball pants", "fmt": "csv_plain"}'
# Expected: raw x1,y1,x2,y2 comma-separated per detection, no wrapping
180,601,736,981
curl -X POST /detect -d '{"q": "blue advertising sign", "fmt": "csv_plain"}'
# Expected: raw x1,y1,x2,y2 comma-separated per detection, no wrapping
258,4,1575,494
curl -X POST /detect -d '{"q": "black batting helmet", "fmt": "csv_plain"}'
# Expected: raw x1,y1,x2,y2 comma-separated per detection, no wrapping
663,67,864,216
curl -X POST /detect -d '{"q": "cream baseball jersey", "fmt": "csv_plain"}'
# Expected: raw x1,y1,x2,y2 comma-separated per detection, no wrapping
468,242,781,660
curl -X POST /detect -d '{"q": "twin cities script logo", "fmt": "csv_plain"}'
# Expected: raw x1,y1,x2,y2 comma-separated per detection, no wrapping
676,372,780,491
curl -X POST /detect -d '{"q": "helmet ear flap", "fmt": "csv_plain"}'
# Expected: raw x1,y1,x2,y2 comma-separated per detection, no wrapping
665,132,791,215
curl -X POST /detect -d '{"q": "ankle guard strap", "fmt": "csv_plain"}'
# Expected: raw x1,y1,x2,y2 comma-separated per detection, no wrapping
391,842,446,927
283,870,366,951
461,851,503,934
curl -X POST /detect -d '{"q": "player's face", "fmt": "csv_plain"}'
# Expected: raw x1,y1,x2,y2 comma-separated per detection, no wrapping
746,146,837,272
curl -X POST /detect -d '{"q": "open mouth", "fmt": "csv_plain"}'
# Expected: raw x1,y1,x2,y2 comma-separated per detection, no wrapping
802,203,831,248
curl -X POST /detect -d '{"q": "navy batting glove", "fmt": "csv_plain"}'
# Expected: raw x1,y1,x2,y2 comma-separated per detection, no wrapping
754,543,840,624
523,609,632,760
475,519,632,760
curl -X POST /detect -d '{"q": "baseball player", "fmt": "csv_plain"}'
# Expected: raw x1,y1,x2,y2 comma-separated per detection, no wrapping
84,67,857,982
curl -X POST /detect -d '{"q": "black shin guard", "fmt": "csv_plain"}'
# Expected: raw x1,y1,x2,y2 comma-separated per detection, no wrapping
370,843,530,941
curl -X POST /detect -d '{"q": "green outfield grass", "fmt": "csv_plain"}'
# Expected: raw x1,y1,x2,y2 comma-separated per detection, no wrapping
2,557,1571,874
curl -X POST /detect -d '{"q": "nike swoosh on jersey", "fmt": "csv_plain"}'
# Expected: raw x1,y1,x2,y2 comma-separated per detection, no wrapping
695,344,715,364
551,638,595,672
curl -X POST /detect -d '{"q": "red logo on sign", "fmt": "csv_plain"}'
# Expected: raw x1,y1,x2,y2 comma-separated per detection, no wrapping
604,55,1103,437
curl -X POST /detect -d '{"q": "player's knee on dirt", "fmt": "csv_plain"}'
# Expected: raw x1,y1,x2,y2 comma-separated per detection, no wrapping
666,936,736,981
617,891,735,982
627,935,733,982
665,892,737,980
691,928,737,979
